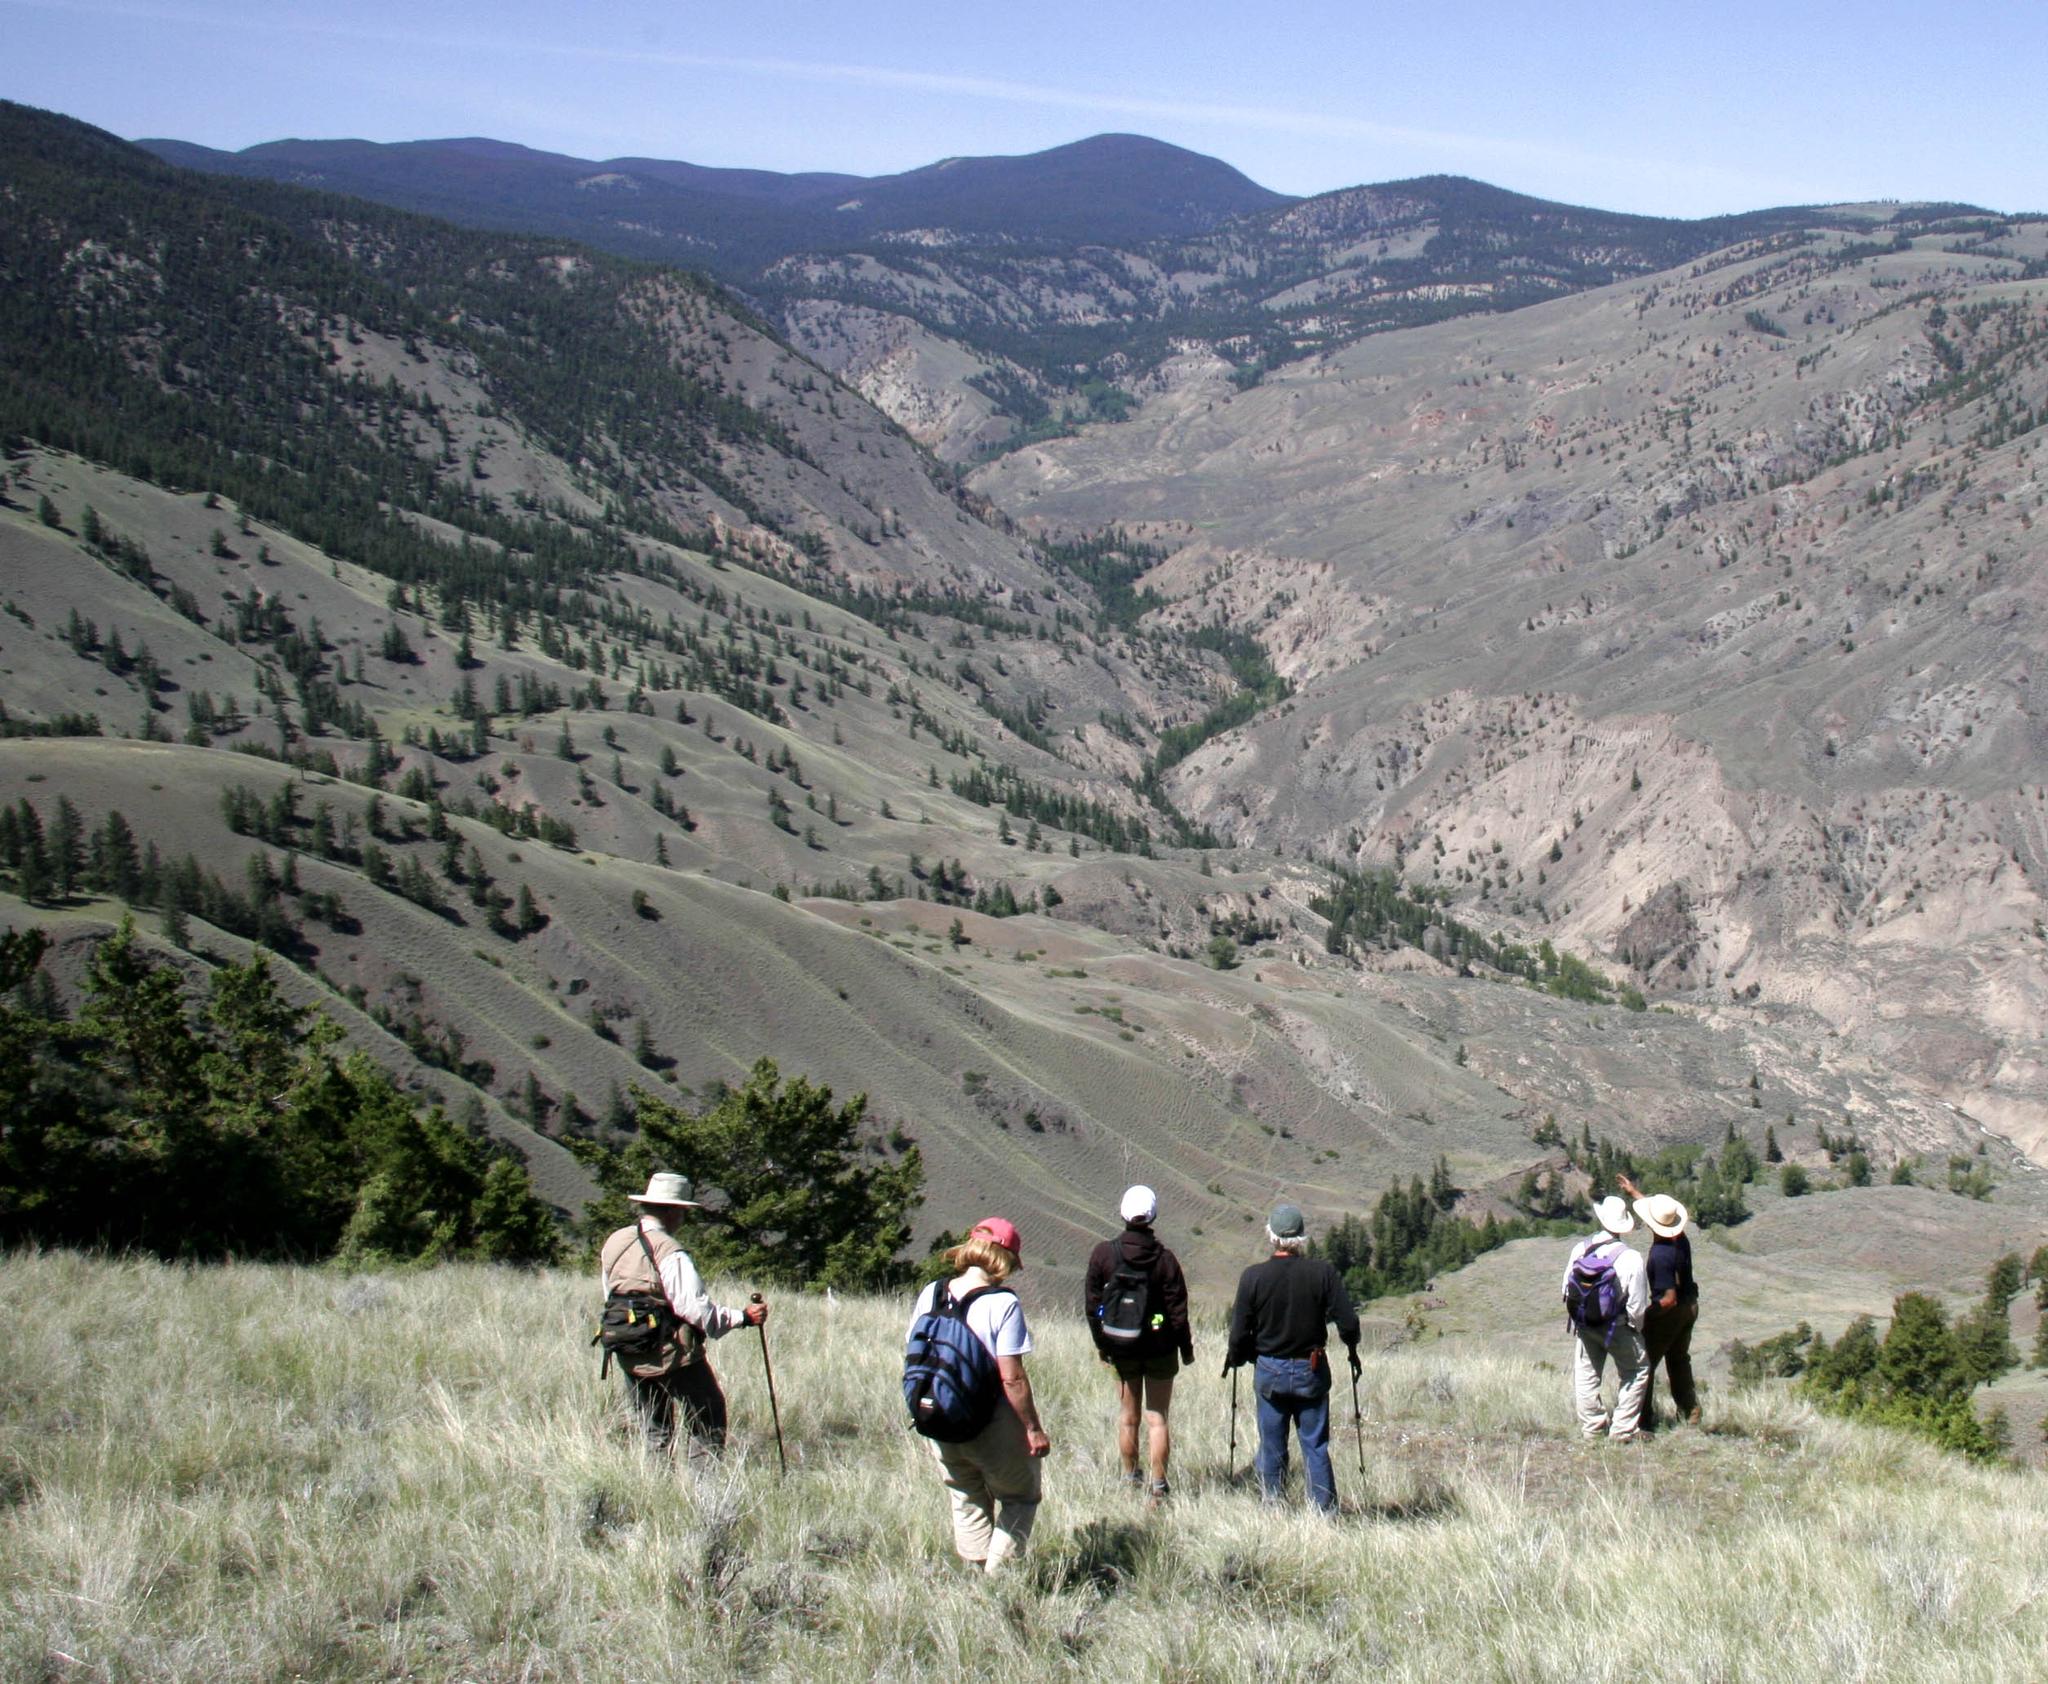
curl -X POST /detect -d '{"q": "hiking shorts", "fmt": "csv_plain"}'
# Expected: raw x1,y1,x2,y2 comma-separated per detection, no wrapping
1107,1350,1178,1383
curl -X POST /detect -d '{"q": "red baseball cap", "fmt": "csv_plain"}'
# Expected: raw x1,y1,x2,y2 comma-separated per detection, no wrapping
970,1216,1022,1255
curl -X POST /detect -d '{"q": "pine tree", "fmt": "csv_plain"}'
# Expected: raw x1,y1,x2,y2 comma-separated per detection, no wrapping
516,883,544,934
1986,1253,2024,1311
48,797,84,898
1985,1406,2013,1459
1877,1293,1970,1404
603,1059,924,1290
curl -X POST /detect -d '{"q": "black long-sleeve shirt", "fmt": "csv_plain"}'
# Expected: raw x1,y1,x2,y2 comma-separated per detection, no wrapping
1647,1233,1698,1305
1227,1254,1359,1364
1083,1224,1193,1359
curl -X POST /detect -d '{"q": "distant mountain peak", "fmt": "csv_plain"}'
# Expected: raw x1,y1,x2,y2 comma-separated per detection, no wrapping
137,126,1296,256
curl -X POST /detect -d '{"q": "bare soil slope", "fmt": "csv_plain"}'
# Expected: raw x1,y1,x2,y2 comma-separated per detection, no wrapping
974,225,2048,1157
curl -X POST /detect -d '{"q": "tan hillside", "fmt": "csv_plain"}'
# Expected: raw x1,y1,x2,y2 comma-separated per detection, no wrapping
4,427,2042,1279
972,225,2048,1159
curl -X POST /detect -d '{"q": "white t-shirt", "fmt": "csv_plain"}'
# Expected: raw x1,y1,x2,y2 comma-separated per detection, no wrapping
909,1272,1031,1359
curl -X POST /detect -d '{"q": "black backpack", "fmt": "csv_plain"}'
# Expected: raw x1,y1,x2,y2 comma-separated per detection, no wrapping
903,1282,1009,1441
1097,1251,1153,1344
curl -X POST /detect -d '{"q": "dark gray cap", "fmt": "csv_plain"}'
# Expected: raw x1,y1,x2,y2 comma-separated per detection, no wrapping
1268,1202,1306,1238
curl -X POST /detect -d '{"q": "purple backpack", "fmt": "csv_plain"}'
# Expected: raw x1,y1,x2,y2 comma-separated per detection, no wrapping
1566,1242,1624,1342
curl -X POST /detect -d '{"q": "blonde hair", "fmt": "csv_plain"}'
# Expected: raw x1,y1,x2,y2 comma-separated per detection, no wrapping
946,1235,1018,1283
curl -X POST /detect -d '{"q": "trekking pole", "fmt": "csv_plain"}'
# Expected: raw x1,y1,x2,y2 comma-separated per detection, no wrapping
1350,1363,1366,1484
1227,1365,1239,1480
750,1293,787,1477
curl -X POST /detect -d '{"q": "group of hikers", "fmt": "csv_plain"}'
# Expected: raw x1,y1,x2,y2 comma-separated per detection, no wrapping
598,1167,1701,1572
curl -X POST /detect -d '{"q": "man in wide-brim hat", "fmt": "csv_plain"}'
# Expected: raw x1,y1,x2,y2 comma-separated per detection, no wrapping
1560,1193,1651,1440
1620,1174,1700,1429
598,1171,768,1460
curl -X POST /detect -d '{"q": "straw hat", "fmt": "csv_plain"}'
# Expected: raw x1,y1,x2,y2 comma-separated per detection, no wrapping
628,1171,703,1208
1592,1194,1636,1236
1633,1193,1689,1238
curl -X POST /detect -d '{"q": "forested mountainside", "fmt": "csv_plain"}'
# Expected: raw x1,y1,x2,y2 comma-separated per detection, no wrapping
142,121,2002,460
138,131,1292,262
3,103,2043,1290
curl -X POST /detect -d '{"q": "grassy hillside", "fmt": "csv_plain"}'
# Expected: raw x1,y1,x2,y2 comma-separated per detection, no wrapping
11,429,2023,1275
4,1252,2047,1682
1,438,2034,1273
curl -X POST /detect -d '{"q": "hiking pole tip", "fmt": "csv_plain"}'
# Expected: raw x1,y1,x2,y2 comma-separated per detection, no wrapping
750,1293,788,1477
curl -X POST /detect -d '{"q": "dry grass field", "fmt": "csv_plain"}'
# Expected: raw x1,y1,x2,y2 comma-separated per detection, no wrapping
5,1251,2048,1683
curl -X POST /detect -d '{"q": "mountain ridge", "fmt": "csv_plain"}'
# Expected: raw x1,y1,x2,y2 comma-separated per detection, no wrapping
134,128,1295,260
138,119,2005,461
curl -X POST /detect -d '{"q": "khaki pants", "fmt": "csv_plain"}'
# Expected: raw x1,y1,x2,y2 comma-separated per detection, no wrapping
1572,1325,1648,1439
930,1405,1041,1572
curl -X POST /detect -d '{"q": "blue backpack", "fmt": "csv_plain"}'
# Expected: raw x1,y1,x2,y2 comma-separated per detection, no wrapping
904,1282,1008,1442
1566,1241,1625,1344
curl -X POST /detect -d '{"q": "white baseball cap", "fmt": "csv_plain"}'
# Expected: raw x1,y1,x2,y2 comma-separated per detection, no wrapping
1120,1184,1158,1224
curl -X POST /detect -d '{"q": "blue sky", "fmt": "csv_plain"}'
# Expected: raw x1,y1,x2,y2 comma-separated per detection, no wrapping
5,0,2044,217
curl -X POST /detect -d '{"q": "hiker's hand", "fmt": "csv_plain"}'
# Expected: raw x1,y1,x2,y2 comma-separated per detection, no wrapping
1024,1425,1051,1458
1180,1346,1195,1369
1348,1349,1362,1379
1617,1174,1643,1199
1659,1289,1677,1310
743,1299,769,1327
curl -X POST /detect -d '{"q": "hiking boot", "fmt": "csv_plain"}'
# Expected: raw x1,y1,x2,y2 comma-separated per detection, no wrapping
1146,1479,1170,1504
1119,1469,1144,1489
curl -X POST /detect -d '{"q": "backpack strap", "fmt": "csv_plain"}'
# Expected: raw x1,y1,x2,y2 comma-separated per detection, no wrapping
635,1222,669,1303
634,1221,712,1335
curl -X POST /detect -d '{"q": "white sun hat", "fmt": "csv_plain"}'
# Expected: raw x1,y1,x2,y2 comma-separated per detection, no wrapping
1633,1193,1689,1238
628,1171,703,1208
1592,1194,1636,1236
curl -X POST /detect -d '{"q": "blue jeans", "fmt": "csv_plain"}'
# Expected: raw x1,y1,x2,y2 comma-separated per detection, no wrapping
1252,1355,1335,1511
